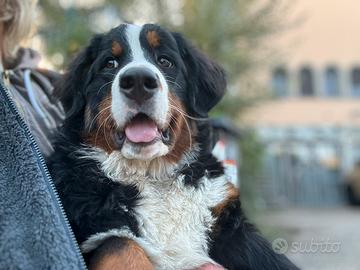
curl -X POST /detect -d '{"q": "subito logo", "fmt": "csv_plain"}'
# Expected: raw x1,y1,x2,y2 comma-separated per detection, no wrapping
272,238,289,254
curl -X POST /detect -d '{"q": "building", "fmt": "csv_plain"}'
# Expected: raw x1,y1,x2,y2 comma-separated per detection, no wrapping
240,0,360,207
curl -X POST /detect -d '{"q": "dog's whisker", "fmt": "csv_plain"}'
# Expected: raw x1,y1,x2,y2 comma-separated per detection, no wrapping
167,121,177,140
103,114,113,150
167,80,183,90
164,76,183,89
87,104,112,132
94,109,112,146
169,112,193,149
96,81,114,96
180,114,193,149
168,103,209,122
88,104,111,125
99,72,117,76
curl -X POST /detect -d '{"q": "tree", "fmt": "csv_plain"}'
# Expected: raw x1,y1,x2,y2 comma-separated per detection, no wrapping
38,0,283,80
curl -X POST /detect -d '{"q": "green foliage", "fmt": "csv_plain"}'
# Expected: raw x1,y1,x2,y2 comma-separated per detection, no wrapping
238,130,264,212
38,0,283,82
160,0,281,82
38,0,94,62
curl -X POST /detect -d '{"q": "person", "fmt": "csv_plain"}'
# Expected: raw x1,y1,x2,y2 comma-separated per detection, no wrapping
0,1,85,269
0,0,64,157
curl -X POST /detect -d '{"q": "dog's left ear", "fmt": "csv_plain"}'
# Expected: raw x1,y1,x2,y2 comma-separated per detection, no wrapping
55,34,103,119
172,33,226,117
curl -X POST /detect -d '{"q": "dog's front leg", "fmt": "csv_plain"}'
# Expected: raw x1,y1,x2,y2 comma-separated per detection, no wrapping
88,237,154,270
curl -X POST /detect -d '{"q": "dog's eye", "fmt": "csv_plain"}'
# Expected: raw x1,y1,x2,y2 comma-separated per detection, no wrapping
157,56,173,68
106,59,119,69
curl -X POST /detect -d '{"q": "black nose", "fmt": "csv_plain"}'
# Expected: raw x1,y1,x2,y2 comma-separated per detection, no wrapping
119,67,159,104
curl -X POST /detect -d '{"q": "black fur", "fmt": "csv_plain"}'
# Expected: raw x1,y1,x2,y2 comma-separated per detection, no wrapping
48,138,140,267
49,23,299,270
58,34,104,119
172,33,226,117
180,153,224,187
210,198,298,270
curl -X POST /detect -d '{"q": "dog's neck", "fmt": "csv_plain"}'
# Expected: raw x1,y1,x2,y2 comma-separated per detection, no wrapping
76,145,200,186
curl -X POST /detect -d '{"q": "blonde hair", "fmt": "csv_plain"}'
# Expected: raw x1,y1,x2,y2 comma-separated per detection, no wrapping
0,0,37,62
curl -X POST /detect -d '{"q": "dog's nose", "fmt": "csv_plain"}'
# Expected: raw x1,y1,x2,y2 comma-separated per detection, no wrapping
119,67,159,104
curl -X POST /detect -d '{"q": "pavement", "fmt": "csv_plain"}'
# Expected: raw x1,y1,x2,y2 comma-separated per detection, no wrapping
256,207,360,270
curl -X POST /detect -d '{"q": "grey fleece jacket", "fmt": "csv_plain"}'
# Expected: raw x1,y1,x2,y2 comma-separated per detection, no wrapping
0,77,85,268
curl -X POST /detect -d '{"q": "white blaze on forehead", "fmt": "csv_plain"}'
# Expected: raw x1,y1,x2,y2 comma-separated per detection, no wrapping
111,24,169,129
126,24,145,61
124,24,168,93
110,24,170,161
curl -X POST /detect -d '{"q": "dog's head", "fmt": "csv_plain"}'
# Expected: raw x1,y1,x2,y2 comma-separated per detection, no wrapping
58,23,226,165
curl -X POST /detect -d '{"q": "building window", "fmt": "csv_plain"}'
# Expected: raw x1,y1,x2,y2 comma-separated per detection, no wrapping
271,67,288,97
324,66,340,96
300,67,315,96
351,67,360,96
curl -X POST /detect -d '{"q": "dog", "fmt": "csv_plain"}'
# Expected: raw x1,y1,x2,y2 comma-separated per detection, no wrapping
49,23,299,270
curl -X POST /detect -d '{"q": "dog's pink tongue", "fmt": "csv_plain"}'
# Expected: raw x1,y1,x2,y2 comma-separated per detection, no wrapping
125,118,158,143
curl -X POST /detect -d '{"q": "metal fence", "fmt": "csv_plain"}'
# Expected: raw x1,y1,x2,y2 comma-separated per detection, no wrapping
259,141,346,208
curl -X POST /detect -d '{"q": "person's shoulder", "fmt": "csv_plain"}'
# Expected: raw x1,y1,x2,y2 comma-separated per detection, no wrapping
8,47,62,90
34,68,61,86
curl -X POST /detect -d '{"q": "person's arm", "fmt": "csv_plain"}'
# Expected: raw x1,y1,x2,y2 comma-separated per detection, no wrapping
87,237,154,270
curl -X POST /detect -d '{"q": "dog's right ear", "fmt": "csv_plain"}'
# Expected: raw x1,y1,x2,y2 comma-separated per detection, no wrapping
172,33,226,117
55,34,103,118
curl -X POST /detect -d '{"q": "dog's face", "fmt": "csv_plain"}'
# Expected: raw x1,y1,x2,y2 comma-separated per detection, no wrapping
59,23,226,163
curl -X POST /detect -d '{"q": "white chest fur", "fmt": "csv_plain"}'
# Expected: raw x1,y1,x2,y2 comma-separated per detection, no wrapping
134,176,228,270
78,149,229,269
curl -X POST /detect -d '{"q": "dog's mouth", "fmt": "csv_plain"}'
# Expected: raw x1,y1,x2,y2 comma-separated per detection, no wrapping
114,113,171,147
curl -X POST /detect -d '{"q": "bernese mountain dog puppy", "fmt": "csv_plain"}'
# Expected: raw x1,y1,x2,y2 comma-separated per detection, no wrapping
49,23,298,270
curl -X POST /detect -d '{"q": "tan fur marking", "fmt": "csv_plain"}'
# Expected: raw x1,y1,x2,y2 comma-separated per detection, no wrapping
164,92,194,163
212,182,240,217
83,94,118,153
112,41,123,57
90,239,154,270
146,31,160,47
